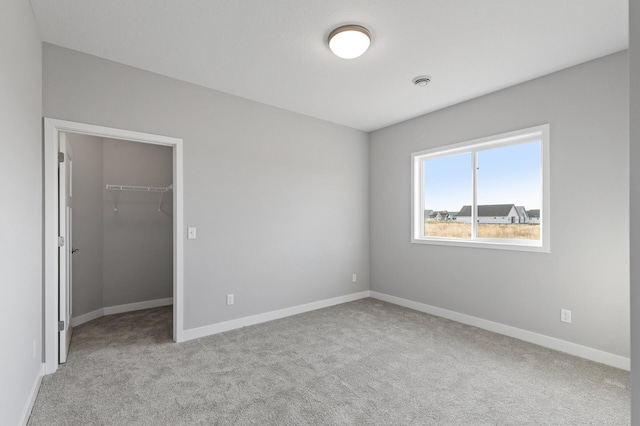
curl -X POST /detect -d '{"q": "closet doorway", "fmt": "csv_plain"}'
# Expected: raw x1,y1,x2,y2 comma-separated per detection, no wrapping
44,119,184,375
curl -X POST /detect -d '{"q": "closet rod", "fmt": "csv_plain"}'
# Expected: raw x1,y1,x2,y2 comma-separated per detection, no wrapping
106,184,173,193
106,184,173,212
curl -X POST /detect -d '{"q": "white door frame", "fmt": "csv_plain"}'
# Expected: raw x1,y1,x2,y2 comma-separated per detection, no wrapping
58,133,73,363
44,118,185,375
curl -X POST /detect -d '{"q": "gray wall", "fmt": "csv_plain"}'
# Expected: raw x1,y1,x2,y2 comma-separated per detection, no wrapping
102,138,173,307
630,1,639,422
43,43,370,330
370,52,630,357
0,1,42,424
69,133,104,317
69,136,173,316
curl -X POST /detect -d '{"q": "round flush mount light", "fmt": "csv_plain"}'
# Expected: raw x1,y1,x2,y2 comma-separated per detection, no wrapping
413,76,432,87
328,25,371,59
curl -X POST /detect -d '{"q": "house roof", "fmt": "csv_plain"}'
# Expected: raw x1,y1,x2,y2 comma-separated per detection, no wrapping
457,204,517,217
516,206,529,217
527,209,541,217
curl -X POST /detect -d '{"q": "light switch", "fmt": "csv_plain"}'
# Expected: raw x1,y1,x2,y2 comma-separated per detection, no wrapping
188,227,197,239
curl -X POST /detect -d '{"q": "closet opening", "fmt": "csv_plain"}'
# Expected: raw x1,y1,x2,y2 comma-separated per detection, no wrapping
44,119,184,375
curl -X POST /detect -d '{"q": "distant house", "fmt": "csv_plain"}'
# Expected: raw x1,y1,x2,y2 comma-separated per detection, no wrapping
424,210,451,221
516,206,529,224
427,210,441,220
456,204,521,224
527,209,540,223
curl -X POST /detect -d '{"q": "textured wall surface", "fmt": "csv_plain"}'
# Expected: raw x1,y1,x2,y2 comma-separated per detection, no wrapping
43,44,370,331
102,138,173,307
370,52,629,357
0,1,43,425
69,136,172,316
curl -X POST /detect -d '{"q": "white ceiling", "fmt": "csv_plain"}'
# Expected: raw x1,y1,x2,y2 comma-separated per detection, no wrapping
29,0,628,132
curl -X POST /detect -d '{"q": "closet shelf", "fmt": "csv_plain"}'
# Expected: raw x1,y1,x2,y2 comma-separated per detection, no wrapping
106,184,173,193
106,184,173,212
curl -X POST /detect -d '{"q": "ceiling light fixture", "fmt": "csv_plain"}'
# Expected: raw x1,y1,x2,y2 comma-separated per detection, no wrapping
328,25,371,59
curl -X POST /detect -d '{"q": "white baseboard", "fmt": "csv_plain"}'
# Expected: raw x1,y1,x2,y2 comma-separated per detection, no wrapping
103,297,173,315
182,291,371,341
70,308,104,327
20,363,44,426
370,291,630,371
71,297,173,327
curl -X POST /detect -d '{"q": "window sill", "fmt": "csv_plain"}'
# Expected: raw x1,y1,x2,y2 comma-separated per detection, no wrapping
411,237,550,253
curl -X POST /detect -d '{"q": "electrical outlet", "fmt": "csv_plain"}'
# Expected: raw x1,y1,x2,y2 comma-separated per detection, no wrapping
352,273,357,282
226,294,234,306
560,309,572,324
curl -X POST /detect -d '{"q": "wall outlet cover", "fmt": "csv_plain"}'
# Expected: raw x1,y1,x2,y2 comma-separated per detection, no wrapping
187,227,197,239
560,308,572,324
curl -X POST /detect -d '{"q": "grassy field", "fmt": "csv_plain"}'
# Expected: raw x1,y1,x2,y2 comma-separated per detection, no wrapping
425,220,540,240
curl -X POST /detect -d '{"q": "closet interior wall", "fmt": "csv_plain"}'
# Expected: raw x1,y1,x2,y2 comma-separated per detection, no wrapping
69,134,173,321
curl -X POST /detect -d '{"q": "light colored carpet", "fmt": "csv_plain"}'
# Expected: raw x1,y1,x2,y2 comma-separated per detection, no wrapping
29,298,629,425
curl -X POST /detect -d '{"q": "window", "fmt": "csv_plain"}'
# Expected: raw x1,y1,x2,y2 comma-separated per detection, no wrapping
411,124,550,252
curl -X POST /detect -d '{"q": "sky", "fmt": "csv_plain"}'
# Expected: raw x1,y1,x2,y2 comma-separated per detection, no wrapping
423,141,541,212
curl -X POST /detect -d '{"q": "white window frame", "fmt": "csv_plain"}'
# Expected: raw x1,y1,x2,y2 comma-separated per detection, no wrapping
411,124,550,252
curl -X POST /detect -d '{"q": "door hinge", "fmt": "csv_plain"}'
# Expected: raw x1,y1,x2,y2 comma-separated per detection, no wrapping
58,321,64,331
58,236,65,247
58,152,64,163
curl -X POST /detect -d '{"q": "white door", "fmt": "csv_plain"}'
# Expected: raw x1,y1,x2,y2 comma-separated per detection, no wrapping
59,133,73,363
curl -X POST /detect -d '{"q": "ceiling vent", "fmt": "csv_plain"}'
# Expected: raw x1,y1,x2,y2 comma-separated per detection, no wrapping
413,76,432,87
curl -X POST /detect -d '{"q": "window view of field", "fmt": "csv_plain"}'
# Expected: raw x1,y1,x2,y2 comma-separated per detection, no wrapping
424,220,540,240
421,139,542,242
425,220,470,238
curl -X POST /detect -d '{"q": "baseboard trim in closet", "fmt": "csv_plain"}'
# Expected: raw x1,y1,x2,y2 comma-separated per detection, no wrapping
71,297,174,327
70,309,103,327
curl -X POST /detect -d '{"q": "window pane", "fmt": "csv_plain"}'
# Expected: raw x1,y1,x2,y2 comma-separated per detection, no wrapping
423,152,472,238
476,141,541,240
